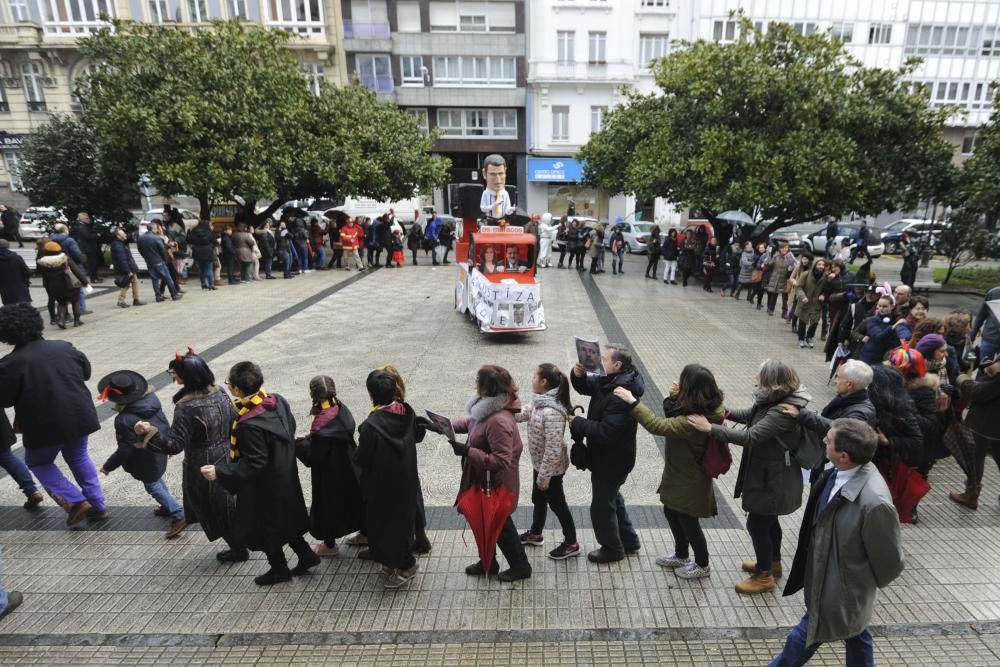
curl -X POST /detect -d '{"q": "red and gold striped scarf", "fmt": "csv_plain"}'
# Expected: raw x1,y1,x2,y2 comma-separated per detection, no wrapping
230,391,267,461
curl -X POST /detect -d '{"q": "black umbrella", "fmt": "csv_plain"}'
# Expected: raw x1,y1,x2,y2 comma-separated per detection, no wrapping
308,199,337,211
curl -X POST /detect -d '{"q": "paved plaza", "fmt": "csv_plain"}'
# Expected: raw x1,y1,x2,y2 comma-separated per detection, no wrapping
1,253,999,665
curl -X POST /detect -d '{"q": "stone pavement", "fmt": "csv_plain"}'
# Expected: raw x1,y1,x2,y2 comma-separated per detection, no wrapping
1,254,999,665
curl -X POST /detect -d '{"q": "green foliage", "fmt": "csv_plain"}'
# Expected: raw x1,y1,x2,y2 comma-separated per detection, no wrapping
954,91,1000,221
77,20,449,221
931,266,1000,291
936,208,1000,284
19,114,136,227
580,18,954,235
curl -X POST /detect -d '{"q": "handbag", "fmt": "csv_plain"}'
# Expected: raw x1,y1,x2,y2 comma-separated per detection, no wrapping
114,274,130,288
63,265,82,289
699,435,732,478
751,269,763,284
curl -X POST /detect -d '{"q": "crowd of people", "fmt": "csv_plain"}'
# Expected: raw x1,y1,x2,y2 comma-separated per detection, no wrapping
0,206,461,328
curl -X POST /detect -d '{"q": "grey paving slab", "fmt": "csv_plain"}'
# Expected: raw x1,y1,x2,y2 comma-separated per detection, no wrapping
1,254,999,662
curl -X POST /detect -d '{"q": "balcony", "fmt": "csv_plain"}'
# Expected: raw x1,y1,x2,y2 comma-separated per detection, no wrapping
265,20,324,36
359,76,393,93
0,24,44,44
344,21,390,39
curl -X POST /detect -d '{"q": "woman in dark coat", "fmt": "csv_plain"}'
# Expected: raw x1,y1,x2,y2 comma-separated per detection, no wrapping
868,364,925,523
689,359,809,595
406,222,424,266
644,226,662,279
186,221,217,290
678,233,698,287
947,355,1000,510
0,303,102,524
135,351,242,561
661,228,679,284
450,365,532,582
36,241,88,328
0,239,31,305
701,237,720,292
295,375,363,557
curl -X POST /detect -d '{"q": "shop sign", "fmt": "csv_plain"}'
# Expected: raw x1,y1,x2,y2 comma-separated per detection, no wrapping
528,158,584,182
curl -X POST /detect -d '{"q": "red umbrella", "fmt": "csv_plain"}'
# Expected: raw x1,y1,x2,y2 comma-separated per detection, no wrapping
455,470,517,573
879,461,930,524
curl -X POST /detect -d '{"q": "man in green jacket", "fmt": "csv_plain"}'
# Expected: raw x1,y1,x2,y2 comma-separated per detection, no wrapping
771,418,903,666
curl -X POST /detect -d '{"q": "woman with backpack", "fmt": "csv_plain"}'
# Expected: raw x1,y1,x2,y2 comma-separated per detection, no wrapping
614,364,726,581
688,359,809,595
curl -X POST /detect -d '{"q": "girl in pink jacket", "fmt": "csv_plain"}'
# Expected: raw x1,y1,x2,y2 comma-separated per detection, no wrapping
517,363,581,560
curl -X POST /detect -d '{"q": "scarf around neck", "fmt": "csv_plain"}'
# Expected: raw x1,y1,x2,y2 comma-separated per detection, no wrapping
531,388,567,416
466,393,511,422
230,390,268,460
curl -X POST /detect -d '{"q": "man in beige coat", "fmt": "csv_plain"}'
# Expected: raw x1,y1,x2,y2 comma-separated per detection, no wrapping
771,418,903,666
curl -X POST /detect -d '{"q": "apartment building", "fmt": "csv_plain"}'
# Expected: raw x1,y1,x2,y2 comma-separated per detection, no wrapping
527,0,1000,224
341,0,526,214
0,0,350,209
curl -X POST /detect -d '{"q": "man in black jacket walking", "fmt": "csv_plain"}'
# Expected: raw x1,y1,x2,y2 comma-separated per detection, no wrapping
72,212,103,283
137,221,181,301
570,345,645,563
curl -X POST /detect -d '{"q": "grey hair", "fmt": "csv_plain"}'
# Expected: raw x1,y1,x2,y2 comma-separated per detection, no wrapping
53,223,68,234
836,360,873,391
757,359,800,401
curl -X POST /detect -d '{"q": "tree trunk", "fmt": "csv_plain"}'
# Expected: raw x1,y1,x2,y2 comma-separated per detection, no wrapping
198,196,210,222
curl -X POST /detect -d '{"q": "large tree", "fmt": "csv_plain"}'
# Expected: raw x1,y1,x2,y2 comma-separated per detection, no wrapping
579,19,955,236
77,19,447,222
954,90,1000,226
19,113,137,227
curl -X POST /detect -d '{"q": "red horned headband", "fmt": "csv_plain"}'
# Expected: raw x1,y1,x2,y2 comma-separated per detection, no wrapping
175,346,196,361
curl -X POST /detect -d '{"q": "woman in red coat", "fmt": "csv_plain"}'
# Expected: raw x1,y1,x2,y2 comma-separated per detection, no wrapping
450,365,532,582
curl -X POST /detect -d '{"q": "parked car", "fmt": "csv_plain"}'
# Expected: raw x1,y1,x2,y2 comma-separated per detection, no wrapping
138,207,199,235
801,221,884,259
18,206,67,239
602,221,660,254
880,218,948,254
769,222,825,253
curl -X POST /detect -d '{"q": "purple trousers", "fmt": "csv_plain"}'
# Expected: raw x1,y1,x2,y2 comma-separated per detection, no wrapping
23,436,106,512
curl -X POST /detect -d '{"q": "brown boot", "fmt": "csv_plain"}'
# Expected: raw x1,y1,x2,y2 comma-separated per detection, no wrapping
66,500,92,526
735,571,776,595
948,483,981,510
741,560,782,578
166,517,187,539
23,491,44,509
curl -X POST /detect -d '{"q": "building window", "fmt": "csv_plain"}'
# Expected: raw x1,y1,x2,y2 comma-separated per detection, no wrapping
0,83,8,112
41,0,116,33
590,106,606,133
266,0,323,34
791,22,817,36
302,63,324,95
21,63,46,112
187,0,207,21
432,56,515,86
557,31,575,65
406,108,428,135
458,14,486,32
229,0,247,19
400,56,424,85
868,23,892,44
640,0,668,6
961,131,980,155
714,20,737,43
9,0,29,21
830,22,853,43
905,24,1000,57
356,54,392,93
4,150,23,191
588,31,607,64
639,33,669,67
552,106,569,141
435,109,517,138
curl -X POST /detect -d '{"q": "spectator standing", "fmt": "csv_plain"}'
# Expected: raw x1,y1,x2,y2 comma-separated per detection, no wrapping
644,226,662,280
947,354,1000,510
110,228,145,307
765,243,798,318
0,238,31,305
36,241,88,328
138,221,181,302
971,287,1000,368
339,217,365,271
538,213,557,268
186,219,217,290
0,204,22,248
49,223,90,315
230,224,256,282
406,221,423,266
72,211,103,283
255,222,276,279
661,228,679,284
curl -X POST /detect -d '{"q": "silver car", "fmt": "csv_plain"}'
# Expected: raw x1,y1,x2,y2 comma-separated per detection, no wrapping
603,221,660,254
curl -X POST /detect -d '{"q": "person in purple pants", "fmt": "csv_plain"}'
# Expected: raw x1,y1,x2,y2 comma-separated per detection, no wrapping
0,303,106,526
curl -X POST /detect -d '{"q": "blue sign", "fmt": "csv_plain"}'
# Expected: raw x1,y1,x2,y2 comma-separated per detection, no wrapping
527,158,585,182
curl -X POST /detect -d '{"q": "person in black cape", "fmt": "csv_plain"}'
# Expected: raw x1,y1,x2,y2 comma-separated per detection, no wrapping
295,375,363,557
201,361,318,586
354,370,425,589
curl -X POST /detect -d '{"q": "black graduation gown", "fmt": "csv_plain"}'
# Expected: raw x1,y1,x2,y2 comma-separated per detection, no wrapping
295,401,364,542
216,394,309,553
355,404,421,570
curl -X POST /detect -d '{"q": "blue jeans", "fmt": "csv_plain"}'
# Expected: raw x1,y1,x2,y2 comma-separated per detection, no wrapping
282,249,294,277
314,246,326,269
0,549,7,613
613,251,625,273
980,339,997,368
261,255,273,278
0,449,38,497
149,263,178,299
199,260,215,288
590,472,640,556
769,611,874,667
78,287,87,312
144,478,183,520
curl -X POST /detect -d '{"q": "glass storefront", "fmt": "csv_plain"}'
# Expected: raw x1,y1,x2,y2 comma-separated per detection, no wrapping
546,183,608,220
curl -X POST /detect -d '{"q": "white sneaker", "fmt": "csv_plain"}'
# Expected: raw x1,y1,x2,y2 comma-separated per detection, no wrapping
675,562,711,579
655,553,691,569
